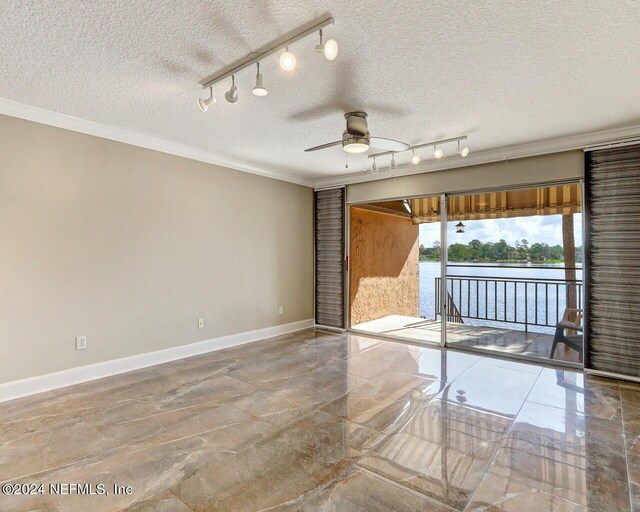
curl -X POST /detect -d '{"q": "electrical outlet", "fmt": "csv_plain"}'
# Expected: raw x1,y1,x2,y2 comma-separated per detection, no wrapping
76,336,87,350
278,306,284,315
198,318,204,329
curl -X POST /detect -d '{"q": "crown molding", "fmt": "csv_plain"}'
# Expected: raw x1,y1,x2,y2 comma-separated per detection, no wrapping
0,97,313,187
4,97,639,191
312,123,640,189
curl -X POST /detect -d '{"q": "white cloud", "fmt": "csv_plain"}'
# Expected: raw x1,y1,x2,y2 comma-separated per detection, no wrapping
419,214,582,247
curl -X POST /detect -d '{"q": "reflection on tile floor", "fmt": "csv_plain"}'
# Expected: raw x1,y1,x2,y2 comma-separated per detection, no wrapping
0,329,637,511
352,314,581,363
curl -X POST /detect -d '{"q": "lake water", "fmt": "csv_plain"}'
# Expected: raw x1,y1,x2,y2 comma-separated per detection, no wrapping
419,261,583,333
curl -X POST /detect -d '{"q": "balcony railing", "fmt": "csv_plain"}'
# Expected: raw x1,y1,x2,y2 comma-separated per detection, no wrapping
435,270,582,331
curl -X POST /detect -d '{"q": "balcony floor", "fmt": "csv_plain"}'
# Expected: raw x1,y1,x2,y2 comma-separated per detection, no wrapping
351,315,581,364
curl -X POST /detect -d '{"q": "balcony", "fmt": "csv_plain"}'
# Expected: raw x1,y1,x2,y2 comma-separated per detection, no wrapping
352,270,583,364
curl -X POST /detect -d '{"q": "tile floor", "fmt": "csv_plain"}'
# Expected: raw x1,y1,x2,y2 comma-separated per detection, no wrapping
0,329,637,511
352,314,580,363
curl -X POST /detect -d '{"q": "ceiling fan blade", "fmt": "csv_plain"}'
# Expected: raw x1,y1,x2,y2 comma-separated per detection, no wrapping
304,140,342,152
370,137,410,152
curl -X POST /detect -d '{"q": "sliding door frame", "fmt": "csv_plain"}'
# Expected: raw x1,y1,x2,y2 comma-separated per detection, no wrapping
439,194,448,348
343,178,585,370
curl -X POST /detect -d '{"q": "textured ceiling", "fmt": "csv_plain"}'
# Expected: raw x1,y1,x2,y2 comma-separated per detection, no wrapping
2,1,640,182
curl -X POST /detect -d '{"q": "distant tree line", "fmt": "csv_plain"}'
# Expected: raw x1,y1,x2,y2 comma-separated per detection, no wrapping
419,239,582,263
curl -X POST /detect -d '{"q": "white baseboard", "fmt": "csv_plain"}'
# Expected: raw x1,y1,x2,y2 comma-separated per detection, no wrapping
0,319,314,403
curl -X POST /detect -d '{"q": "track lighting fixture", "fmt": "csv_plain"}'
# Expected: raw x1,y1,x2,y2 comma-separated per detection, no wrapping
371,157,379,175
315,29,339,61
457,140,470,157
252,63,268,97
279,47,297,71
199,17,337,108
366,135,469,174
390,153,398,171
197,87,216,112
225,75,239,104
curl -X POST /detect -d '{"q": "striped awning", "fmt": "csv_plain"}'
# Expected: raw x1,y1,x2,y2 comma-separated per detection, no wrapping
410,184,582,224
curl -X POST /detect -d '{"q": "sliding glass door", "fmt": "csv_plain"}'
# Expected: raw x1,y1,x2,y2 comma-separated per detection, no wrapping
346,183,584,367
442,183,584,366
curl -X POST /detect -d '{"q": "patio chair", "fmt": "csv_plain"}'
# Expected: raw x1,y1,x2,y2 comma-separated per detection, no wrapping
550,308,583,363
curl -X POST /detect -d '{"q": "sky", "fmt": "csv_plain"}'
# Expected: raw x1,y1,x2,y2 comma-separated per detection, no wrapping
419,213,583,247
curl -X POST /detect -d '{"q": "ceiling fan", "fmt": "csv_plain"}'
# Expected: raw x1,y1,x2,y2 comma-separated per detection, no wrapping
304,111,409,154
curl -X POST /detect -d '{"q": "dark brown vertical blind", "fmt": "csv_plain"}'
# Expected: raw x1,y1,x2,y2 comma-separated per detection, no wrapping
585,144,640,377
315,188,345,328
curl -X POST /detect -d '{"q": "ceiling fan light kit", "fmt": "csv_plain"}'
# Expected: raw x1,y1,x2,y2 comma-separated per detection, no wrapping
197,17,337,111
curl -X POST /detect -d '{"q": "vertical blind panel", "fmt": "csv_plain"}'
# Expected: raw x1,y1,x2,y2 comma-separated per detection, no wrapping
315,188,345,328
586,144,640,377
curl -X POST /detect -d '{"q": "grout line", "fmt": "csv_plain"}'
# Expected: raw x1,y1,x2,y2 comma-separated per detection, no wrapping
357,466,457,507
166,490,196,512
472,470,589,511
463,365,544,509
619,385,635,512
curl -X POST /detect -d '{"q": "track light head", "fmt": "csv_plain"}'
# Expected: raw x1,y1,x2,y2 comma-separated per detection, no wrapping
457,140,470,157
371,158,379,174
323,39,339,61
197,97,213,112
434,145,444,159
252,75,267,96
315,29,338,60
197,87,216,112
411,150,421,165
225,75,238,104
252,63,268,97
279,48,296,71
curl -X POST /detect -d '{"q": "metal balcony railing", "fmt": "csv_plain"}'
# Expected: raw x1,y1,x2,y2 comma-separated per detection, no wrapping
435,269,582,331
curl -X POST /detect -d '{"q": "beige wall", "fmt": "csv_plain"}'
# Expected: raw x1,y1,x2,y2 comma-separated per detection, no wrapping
0,114,313,384
347,150,584,204
349,207,419,325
